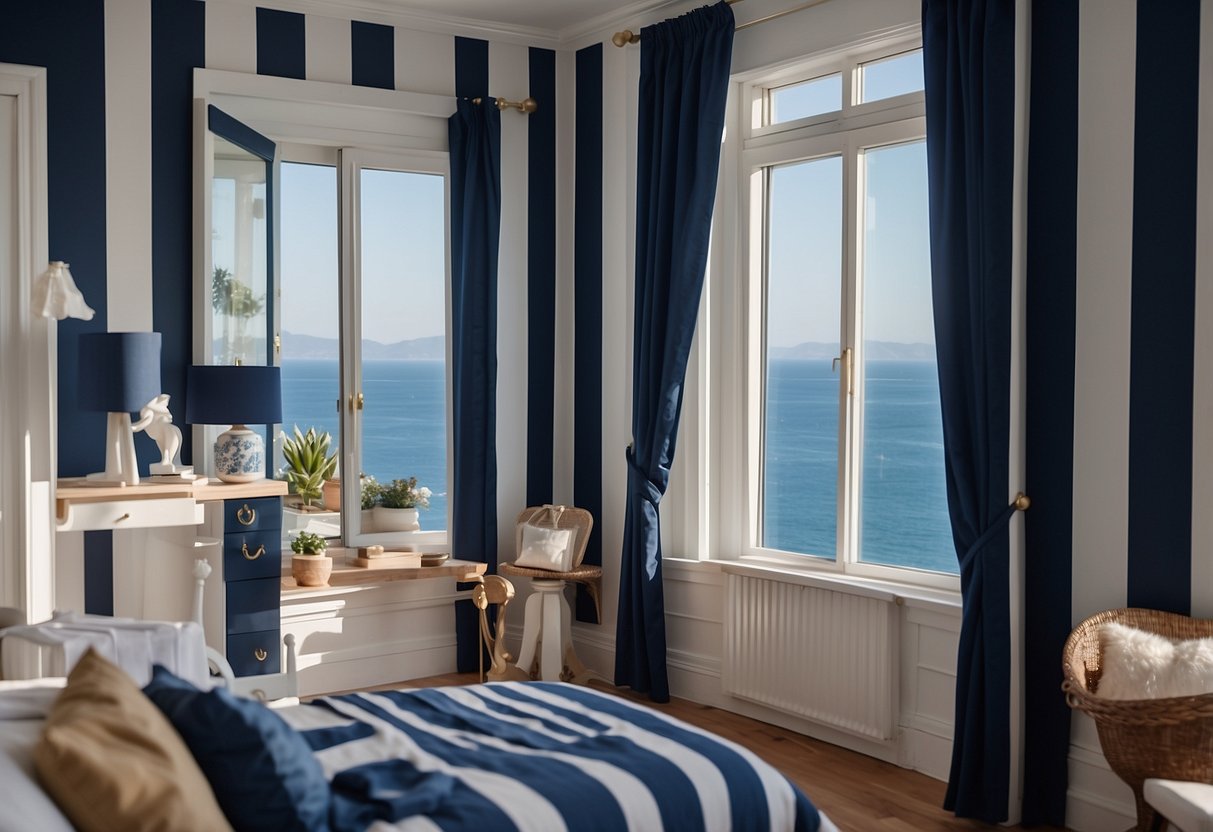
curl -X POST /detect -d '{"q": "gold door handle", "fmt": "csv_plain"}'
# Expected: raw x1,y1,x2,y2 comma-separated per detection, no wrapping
831,348,854,396
242,543,265,561
254,648,267,662
236,504,256,526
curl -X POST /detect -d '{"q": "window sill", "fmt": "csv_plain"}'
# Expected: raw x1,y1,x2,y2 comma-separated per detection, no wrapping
664,555,960,615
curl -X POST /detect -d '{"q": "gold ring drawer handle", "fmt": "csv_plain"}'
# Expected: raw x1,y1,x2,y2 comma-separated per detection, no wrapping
254,648,267,662
242,543,266,561
236,504,256,526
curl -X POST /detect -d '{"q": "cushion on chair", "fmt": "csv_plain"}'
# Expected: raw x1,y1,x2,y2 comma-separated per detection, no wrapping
143,665,330,832
1098,622,1213,699
515,523,575,571
34,649,232,832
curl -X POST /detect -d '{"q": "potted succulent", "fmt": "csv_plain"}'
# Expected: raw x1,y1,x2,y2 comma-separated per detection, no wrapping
371,477,431,532
281,425,338,510
290,531,331,587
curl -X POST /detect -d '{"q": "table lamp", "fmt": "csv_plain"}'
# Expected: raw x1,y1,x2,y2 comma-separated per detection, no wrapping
78,332,163,486
186,365,282,483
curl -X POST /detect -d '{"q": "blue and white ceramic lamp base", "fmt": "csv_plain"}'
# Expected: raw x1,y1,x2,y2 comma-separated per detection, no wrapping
213,424,266,483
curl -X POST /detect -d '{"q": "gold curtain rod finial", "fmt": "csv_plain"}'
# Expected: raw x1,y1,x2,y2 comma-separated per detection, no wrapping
611,29,640,47
470,96,538,114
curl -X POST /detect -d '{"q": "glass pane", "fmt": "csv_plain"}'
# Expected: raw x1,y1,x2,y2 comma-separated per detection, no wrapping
858,141,953,573
763,156,843,557
860,50,924,103
770,74,841,124
278,162,342,539
359,169,448,530
211,136,268,367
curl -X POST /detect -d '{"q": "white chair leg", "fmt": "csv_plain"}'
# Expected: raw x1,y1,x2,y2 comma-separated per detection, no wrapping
540,591,563,682
514,591,544,677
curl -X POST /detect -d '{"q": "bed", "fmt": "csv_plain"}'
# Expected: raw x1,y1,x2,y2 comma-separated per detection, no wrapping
1,672,833,832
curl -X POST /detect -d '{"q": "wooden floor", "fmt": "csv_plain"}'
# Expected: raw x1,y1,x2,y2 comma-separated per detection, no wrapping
398,672,1069,832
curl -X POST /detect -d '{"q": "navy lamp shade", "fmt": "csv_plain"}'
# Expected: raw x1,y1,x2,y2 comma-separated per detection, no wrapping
186,365,282,483
77,332,163,486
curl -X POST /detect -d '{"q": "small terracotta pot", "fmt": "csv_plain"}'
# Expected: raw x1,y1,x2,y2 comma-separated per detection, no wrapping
291,554,332,587
322,478,341,511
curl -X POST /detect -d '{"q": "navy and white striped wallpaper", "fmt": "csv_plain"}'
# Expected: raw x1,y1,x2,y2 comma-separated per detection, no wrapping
0,0,560,612
1024,0,1212,823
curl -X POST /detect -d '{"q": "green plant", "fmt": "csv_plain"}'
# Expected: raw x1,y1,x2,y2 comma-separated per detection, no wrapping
291,531,327,556
376,477,431,510
360,476,381,510
281,425,338,507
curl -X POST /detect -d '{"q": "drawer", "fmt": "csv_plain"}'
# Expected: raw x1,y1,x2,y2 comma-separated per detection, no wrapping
226,629,280,677
225,577,280,635
223,497,282,533
222,529,281,581
57,497,203,532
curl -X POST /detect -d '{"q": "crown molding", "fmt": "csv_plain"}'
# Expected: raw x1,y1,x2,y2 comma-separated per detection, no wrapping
556,0,686,46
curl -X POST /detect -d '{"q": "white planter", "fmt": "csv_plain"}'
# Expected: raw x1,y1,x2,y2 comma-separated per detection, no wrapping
372,506,420,532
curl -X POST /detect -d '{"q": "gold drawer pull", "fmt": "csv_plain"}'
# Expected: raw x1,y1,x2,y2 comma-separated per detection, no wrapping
254,648,267,662
115,512,131,522
236,504,256,526
242,543,266,561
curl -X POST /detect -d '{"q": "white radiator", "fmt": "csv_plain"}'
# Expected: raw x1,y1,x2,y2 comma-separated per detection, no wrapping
722,570,898,741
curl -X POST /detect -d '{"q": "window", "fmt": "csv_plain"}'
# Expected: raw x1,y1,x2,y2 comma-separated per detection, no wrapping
739,40,953,582
194,75,455,551
277,148,449,545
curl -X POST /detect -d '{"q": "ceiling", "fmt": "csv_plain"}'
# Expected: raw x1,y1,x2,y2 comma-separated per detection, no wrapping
374,0,656,34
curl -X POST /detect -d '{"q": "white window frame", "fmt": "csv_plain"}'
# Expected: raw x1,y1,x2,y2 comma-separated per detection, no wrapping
716,35,960,592
193,70,455,549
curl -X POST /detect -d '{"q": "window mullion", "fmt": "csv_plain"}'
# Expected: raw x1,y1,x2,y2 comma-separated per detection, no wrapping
838,135,861,569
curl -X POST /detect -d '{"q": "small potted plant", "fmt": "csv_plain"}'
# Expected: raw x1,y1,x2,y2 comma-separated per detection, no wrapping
281,426,338,510
290,531,331,587
371,477,431,532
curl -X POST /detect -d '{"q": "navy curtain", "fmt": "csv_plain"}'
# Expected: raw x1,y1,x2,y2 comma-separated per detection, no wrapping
449,99,501,672
922,0,1017,822
614,2,734,703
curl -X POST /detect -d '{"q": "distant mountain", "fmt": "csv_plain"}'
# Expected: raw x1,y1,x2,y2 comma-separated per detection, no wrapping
213,331,445,361
769,341,936,361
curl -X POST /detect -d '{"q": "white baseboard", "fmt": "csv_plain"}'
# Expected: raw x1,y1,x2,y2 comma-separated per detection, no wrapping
1065,741,1136,831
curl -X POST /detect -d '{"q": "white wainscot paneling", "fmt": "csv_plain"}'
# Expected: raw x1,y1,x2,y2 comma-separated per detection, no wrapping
1066,712,1136,832
281,580,463,697
897,602,959,781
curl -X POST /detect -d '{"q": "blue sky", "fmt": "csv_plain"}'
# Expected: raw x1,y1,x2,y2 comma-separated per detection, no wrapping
278,163,445,345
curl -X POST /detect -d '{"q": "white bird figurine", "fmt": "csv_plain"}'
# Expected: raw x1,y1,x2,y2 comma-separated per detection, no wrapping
32,261,95,320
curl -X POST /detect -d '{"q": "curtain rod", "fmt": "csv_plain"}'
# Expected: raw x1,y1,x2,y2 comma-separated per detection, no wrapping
471,96,538,113
612,0,832,47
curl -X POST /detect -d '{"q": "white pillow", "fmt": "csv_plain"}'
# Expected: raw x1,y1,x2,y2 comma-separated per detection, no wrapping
1097,622,1213,700
515,525,575,572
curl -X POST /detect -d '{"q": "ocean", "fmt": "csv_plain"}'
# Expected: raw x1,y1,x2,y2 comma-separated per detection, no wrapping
281,358,955,573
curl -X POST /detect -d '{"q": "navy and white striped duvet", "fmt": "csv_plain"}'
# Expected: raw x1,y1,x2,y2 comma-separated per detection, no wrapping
279,682,823,832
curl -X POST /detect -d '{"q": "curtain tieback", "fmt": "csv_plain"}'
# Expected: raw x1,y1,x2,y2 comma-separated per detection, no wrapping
959,493,1031,570
625,446,664,505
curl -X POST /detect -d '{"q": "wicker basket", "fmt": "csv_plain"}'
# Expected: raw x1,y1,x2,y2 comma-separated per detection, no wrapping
1062,608,1213,831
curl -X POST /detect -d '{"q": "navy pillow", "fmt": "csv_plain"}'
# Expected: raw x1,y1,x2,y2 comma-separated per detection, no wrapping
143,666,331,832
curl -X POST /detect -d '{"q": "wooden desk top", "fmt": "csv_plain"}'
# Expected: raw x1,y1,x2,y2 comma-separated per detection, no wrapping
281,556,487,594
57,478,288,505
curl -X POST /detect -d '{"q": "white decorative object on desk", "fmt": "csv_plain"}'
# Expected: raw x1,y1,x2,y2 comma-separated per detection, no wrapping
139,394,192,477
31,261,94,321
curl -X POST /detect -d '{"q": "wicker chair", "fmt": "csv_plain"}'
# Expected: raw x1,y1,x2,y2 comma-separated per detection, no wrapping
1063,608,1213,832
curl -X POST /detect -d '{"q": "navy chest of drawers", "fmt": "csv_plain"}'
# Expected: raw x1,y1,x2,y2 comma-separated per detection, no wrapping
218,496,283,676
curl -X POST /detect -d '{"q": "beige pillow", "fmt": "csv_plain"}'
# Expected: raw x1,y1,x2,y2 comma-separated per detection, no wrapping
34,649,232,832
